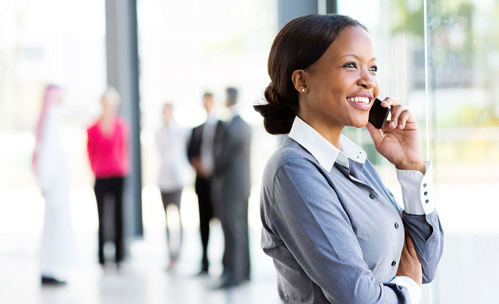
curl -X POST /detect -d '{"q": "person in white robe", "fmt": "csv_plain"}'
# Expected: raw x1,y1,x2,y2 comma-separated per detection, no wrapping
32,84,77,285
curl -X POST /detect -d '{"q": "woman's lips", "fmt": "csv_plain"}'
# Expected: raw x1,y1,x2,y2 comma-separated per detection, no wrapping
346,96,371,110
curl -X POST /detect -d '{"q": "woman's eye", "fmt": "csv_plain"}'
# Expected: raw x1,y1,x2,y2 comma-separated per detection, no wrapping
343,62,357,69
369,65,378,72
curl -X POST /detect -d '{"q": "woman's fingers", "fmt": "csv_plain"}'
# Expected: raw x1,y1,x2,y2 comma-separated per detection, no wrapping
397,110,411,129
389,105,405,129
382,97,413,130
366,122,383,147
386,108,412,130
382,97,399,108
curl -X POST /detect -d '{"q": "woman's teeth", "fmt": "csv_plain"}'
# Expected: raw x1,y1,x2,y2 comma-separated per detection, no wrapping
347,96,370,104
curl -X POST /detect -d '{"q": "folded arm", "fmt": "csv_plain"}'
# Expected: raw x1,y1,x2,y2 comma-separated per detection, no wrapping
396,161,444,283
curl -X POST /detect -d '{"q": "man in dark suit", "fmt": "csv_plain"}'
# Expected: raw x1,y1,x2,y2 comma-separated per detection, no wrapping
212,87,252,288
187,92,223,275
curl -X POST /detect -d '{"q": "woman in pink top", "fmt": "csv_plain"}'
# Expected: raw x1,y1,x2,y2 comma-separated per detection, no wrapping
87,88,130,267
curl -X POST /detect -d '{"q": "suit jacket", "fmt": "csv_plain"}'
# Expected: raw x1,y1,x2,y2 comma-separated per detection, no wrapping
187,120,223,194
213,115,252,204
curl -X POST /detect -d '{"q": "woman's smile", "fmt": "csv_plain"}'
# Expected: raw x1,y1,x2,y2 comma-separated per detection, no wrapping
346,93,373,110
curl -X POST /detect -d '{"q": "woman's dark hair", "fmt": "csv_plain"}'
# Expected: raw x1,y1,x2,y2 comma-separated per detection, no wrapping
254,14,367,134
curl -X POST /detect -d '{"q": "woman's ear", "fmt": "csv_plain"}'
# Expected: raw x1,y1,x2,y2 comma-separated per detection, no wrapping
291,69,308,94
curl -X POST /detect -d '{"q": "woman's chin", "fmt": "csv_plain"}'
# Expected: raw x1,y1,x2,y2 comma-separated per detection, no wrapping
349,118,368,128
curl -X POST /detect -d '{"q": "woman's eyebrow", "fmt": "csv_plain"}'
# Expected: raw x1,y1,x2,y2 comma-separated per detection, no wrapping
339,54,377,62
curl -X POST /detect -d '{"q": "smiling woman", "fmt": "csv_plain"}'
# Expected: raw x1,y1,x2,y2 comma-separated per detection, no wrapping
254,14,443,303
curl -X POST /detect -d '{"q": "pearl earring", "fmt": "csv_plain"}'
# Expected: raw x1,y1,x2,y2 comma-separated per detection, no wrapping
300,88,305,93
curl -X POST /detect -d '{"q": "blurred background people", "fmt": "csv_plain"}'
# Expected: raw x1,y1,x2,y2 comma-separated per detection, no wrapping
86,88,130,268
212,87,252,288
32,84,77,286
156,102,192,271
187,92,223,276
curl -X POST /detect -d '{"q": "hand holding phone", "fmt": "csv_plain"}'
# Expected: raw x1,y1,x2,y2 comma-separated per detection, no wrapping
368,98,390,129
366,97,425,173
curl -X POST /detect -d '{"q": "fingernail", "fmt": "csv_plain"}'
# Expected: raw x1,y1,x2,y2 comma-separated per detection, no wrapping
390,122,396,128
399,123,404,129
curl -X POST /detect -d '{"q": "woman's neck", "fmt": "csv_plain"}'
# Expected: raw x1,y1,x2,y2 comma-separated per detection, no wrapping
99,114,116,135
298,114,343,148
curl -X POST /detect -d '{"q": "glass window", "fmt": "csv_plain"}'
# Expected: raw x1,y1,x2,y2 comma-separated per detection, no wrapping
426,0,499,303
340,0,499,302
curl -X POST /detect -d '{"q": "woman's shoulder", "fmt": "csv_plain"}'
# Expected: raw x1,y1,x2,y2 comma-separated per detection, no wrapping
87,121,100,135
261,137,336,212
115,117,129,130
264,137,320,178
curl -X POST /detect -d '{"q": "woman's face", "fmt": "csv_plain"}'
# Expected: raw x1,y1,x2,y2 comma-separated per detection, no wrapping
101,97,119,118
299,26,379,130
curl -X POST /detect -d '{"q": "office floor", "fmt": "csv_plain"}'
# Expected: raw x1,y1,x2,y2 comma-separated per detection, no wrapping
0,185,279,304
0,226,279,304
3,167,499,303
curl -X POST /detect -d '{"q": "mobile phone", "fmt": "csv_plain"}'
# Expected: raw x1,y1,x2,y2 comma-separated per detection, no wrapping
368,98,390,129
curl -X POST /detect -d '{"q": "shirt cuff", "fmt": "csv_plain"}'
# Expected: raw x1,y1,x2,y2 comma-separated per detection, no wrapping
396,161,434,215
391,276,421,304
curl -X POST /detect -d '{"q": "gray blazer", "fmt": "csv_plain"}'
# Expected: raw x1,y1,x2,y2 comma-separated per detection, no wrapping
260,138,444,303
213,115,252,204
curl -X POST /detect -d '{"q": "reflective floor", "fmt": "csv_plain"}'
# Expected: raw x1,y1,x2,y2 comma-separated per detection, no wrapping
0,185,279,304
0,227,279,304
3,166,499,303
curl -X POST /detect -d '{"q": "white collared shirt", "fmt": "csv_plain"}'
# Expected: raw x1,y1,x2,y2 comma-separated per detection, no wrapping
228,105,239,120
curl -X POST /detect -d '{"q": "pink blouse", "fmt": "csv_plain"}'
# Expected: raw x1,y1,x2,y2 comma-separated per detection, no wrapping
86,118,130,178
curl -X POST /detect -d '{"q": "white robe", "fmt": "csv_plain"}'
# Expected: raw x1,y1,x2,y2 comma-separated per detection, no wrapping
35,106,76,279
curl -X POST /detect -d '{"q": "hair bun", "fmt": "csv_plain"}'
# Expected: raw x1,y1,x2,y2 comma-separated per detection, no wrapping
263,84,280,106
254,83,297,134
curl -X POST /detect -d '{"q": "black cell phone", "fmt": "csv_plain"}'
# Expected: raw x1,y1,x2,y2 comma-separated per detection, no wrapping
368,98,390,129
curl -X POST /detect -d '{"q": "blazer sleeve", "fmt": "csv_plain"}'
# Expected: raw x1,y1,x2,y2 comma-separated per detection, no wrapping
187,127,198,161
214,122,249,175
402,212,443,283
269,158,412,304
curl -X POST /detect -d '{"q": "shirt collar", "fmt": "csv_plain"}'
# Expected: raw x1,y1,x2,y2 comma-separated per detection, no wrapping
229,105,239,119
288,116,367,171
206,112,218,125
163,120,178,129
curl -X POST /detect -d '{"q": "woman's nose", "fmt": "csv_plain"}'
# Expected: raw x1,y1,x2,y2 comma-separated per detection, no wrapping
357,70,375,89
